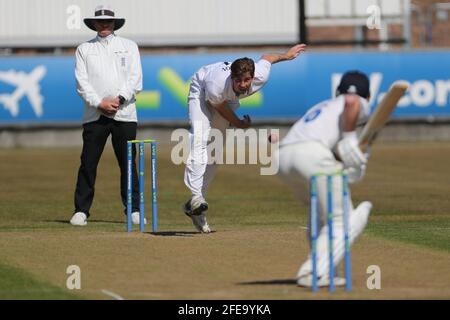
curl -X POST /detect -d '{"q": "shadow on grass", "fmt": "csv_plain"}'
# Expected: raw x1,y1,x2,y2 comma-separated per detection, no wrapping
237,279,297,286
47,219,123,224
147,230,217,237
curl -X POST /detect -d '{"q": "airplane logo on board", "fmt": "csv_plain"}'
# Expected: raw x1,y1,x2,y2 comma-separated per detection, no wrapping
0,65,46,117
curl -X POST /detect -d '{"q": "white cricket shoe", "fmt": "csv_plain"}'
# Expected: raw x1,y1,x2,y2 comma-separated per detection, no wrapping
297,274,346,288
190,212,211,233
70,212,87,226
131,211,147,225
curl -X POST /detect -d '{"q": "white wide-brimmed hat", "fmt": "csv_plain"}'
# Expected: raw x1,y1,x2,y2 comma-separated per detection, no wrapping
84,5,125,31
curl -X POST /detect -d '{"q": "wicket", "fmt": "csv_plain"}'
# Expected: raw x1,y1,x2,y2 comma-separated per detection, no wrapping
127,139,158,233
310,173,351,292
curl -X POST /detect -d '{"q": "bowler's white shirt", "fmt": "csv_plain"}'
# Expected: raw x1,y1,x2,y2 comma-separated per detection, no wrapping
188,59,271,105
281,95,370,149
75,33,143,123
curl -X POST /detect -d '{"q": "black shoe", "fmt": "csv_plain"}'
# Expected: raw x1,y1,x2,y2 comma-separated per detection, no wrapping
182,198,208,216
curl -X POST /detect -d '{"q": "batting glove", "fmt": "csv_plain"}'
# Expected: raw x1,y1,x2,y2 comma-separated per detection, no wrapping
346,164,367,184
337,131,368,168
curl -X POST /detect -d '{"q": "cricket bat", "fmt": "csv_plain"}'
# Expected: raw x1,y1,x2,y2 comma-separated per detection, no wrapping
358,81,409,151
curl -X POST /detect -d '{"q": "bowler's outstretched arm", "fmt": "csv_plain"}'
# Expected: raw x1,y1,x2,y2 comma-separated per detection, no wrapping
261,43,307,64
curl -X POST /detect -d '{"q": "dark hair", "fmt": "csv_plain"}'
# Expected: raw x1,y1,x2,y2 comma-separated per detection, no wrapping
231,58,255,78
336,70,370,99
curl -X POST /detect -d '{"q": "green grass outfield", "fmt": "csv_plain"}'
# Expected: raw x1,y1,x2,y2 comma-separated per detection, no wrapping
0,142,449,299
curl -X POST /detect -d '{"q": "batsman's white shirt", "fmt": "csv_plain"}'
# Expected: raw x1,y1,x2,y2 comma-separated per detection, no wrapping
185,59,271,200
75,33,143,123
281,95,370,149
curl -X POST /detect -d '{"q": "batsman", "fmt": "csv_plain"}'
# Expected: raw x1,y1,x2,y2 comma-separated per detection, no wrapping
276,71,373,287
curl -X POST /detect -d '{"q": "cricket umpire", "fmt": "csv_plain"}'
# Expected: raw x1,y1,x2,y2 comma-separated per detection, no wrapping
70,5,143,226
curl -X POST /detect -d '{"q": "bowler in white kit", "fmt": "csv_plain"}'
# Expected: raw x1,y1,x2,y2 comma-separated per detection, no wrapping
276,71,373,287
183,44,307,233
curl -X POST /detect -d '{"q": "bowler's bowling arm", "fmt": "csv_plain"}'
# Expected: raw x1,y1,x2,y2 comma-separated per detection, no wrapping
209,101,249,129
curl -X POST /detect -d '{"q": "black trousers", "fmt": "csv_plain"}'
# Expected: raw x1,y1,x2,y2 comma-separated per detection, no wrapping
74,116,140,217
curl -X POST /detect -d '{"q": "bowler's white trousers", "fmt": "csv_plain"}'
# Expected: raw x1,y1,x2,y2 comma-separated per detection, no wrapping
275,141,371,279
184,95,237,201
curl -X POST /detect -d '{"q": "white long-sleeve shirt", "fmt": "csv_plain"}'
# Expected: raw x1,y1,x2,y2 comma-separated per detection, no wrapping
188,59,271,105
75,33,143,123
281,95,370,149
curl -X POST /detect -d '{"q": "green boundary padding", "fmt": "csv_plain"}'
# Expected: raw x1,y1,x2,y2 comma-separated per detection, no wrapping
240,92,263,107
136,91,160,109
158,67,190,106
